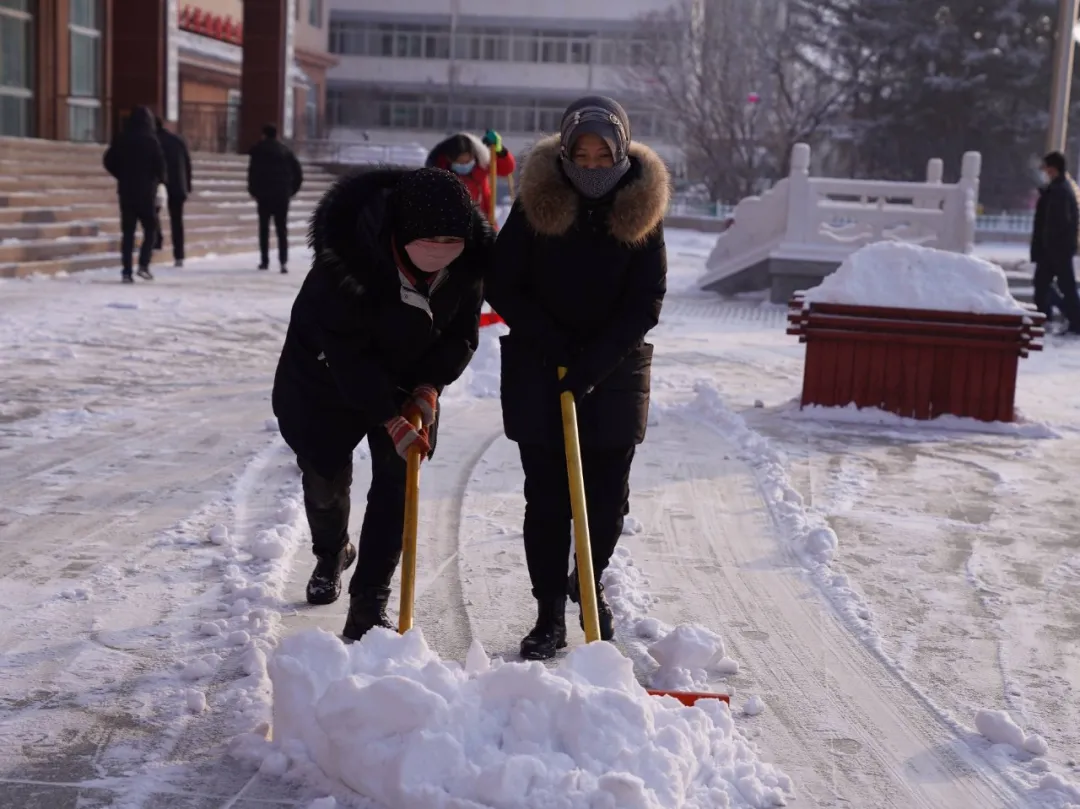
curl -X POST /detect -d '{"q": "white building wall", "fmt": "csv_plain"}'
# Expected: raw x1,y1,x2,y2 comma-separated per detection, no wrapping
324,0,684,171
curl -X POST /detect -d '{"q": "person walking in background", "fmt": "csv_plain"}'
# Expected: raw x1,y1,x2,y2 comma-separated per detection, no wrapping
271,167,493,641
103,105,167,284
1031,151,1080,335
426,130,515,221
248,124,303,274
156,116,193,267
486,96,669,660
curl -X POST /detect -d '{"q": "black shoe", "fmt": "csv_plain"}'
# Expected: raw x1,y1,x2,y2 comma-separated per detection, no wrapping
568,568,615,641
121,273,134,284
136,267,154,281
280,264,288,274
174,259,183,268
520,596,568,660
306,542,357,605
257,262,269,271
343,586,394,642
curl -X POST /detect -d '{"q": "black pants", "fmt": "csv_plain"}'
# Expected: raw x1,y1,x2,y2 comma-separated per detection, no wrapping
297,426,408,594
167,195,185,261
258,199,289,267
518,443,635,599
119,200,158,274
1035,257,1080,331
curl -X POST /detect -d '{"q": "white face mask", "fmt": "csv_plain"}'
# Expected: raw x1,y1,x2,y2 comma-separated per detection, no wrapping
1039,170,1051,186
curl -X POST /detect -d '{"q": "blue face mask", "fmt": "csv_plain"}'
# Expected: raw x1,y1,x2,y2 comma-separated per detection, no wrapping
452,161,475,175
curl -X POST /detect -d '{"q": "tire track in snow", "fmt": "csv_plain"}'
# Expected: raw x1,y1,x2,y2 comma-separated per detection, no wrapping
629,411,1028,808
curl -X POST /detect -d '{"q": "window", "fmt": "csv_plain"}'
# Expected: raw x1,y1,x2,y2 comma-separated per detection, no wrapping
0,0,33,136
68,0,102,141
305,84,319,138
309,0,322,29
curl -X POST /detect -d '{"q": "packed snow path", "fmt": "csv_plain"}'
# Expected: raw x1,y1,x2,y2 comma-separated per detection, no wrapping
0,242,1076,808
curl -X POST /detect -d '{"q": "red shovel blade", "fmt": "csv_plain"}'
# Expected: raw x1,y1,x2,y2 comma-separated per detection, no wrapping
647,689,730,706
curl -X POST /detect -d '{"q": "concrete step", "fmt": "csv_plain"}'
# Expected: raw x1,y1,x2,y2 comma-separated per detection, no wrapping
0,195,325,223
0,220,103,241
0,225,311,277
0,172,336,192
0,186,329,209
0,217,311,263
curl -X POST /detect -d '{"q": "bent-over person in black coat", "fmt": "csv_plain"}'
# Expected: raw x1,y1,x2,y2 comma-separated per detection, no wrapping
103,105,167,283
272,167,493,641
487,96,669,660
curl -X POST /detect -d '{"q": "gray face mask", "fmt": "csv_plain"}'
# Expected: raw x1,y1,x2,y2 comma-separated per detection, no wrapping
560,155,631,200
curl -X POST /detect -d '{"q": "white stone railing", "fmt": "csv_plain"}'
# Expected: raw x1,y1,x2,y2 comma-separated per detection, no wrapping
704,143,982,280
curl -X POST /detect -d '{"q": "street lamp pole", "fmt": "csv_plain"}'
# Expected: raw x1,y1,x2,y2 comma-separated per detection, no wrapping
1047,0,1080,153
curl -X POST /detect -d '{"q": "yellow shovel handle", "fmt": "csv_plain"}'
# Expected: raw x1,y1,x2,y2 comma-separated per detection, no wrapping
398,412,423,634
558,367,602,643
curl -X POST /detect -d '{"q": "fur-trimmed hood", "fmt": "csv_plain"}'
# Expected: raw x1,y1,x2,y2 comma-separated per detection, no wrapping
427,133,491,170
308,167,492,297
518,135,670,246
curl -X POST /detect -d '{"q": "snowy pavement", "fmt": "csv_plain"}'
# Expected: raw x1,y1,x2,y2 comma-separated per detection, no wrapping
1,235,1079,808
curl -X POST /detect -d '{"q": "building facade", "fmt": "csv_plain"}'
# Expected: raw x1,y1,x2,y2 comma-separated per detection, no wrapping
324,0,684,169
0,0,334,149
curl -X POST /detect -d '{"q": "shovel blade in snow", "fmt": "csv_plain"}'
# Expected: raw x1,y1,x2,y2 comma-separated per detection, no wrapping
646,689,731,706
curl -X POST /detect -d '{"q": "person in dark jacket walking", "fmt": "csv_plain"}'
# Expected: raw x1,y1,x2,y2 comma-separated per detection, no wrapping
1031,151,1080,334
486,96,669,660
103,105,167,283
248,123,303,273
156,116,193,267
272,167,493,641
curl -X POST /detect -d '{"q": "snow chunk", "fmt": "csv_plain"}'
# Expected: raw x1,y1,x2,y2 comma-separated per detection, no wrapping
743,696,766,716
208,524,229,545
975,709,1047,754
648,624,727,671
464,639,490,676
249,529,288,560
59,587,92,601
269,627,794,808
306,799,337,809
802,242,1028,315
264,417,279,432
186,689,207,713
621,515,644,535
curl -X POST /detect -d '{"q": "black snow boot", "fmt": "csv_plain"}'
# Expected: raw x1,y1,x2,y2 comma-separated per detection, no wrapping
342,585,394,642
568,568,615,641
520,596,568,660
121,272,134,284
305,542,356,606
136,266,154,281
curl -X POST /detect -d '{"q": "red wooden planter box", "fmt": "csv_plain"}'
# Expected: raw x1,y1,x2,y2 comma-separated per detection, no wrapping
787,294,1045,423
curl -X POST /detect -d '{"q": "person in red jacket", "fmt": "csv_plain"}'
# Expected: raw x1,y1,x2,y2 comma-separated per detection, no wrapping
426,130,516,218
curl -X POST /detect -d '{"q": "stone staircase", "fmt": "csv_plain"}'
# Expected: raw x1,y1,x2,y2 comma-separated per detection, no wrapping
0,137,337,278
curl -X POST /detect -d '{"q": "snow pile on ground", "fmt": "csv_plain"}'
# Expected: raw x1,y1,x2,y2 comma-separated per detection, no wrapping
974,709,1048,755
676,384,878,647
268,626,794,809
791,402,1059,439
452,322,506,399
801,242,1029,315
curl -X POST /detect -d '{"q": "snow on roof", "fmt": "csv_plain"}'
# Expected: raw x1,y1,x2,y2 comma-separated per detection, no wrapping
176,29,308,84
801,241,1029,316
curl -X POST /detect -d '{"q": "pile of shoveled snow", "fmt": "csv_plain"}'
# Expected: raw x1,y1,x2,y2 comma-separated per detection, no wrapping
268,627,793,809
451,321,506,399
974,709,1048,755
801,242,1028,315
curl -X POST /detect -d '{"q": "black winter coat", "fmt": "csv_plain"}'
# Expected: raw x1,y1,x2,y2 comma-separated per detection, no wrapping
248,139,303,204
1031,175,1080,265
487,135,669,449
157,126,193,201
272,168,494,478
103,106,167,207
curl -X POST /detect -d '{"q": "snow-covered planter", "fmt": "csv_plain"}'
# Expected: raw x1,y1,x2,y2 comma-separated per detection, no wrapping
786,243,1045,423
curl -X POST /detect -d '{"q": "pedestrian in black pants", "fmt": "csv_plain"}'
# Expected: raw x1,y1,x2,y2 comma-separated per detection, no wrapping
271,167,494,641
156,116,193,267
103,105,166,283
486,96,669,660
1031,150,1080,335
247,123,303,273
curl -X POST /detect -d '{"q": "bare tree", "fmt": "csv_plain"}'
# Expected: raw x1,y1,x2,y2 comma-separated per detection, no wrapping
632,0,858,201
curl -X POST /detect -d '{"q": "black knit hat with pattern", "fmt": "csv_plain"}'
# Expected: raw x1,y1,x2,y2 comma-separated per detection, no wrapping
390,167,474,246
